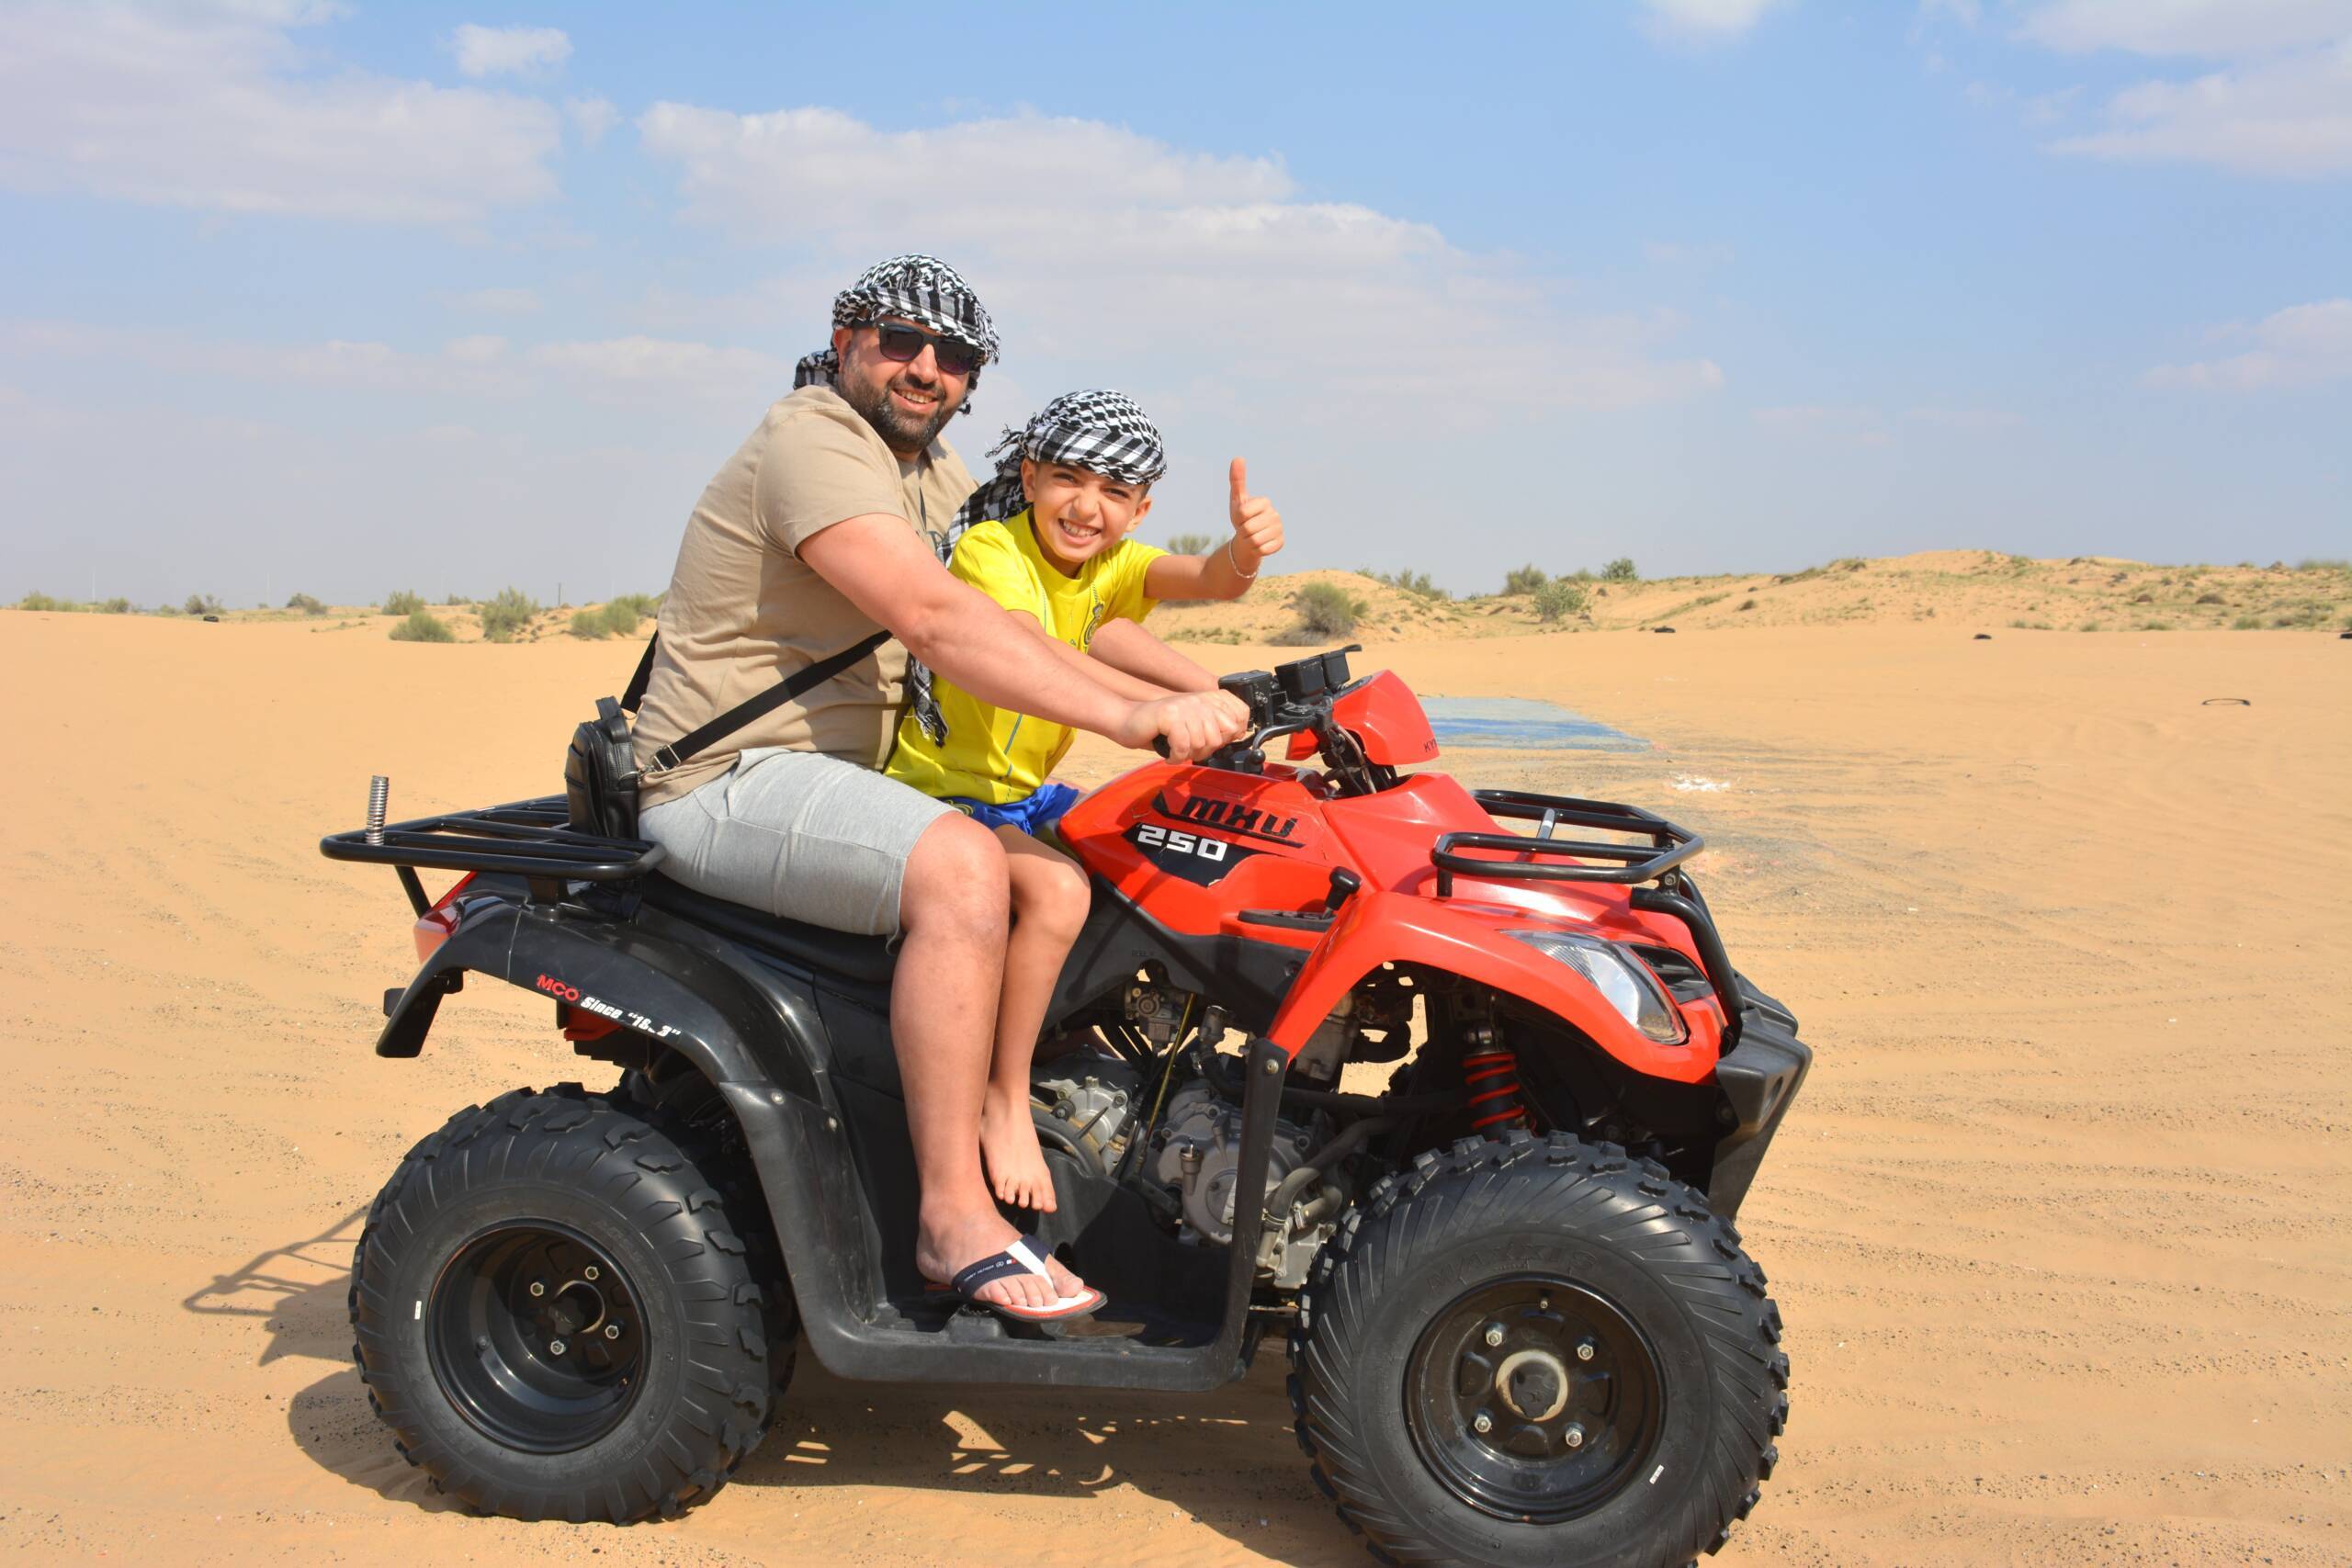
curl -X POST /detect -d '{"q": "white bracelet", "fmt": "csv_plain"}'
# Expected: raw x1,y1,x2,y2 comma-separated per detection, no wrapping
1225,537,1259,579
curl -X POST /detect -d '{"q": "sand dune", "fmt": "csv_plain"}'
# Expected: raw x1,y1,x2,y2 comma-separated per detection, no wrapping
1,603,2346,1565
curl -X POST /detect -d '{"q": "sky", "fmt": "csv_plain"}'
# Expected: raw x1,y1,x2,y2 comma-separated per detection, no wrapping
1,0,2346,608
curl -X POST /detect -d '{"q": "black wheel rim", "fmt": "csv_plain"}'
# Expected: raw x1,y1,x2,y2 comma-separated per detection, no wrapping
1405,1274,1664,1525
425,1222,647,1454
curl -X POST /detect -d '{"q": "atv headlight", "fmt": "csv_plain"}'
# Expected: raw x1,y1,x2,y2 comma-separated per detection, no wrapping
1505,931,1687,1044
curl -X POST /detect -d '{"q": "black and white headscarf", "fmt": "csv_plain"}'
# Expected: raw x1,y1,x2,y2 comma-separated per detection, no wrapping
903,389,1170,745
792,254,1000,413
950,389,1169,536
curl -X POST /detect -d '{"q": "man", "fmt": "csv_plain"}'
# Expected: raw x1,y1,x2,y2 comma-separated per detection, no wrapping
632,255,1247,1316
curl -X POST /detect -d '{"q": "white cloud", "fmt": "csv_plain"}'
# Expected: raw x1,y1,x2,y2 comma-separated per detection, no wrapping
0,3,561,223
450,23,570,78
1753,405,1893,446
2047,41,2352,177
525,336,784,396
2018,0,2352,59
1634,0,1792,44
2144,298,2352,389
6,317,785,404
450,287,542,314
566,96,617,146
1902,405,2023,431
633,105,1723,414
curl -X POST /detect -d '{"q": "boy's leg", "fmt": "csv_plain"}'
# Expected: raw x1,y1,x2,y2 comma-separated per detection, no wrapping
980,824,1092,1213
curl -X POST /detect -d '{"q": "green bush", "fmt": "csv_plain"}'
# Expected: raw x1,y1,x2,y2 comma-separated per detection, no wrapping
1601,558,1638,582
1367,567,1447,601
1165,532,1214,557
98,597,130,614
1532,580,1589,624
17,591,66,611
477,586,541,643
286,592,327,615
1501,563,1548,596
389,610,456,643
570,599,649,639
1736,598,1758,612
1281,581,1363,643
184,592,224,617
383,589,424,616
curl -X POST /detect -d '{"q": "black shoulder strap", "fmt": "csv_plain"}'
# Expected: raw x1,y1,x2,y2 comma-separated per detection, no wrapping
621,633,660,713
647,630,891,773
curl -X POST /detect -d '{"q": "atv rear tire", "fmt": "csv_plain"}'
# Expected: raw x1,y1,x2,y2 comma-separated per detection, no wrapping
1289,1132,1787,1568
349,1084,775,1522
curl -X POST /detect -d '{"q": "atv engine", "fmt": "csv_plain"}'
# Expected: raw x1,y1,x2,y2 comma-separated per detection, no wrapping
1149,1083,1313,1245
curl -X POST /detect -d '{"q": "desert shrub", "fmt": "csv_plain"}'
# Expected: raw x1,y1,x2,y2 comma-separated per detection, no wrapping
17,591,66,611
2141,620,2174,631
1276,581,1363,644
184,592,224,617
1601,557,1638,582
2232,614,2260,630
383,589,424,616
389,610,455,643
477,586,541,643
286,592,326,615
2194,592,2225,605
1736,598,1758,612
1368,568,1447,601
2296,558,2350,573
98,597,130,614
1501,563,1548,596
2078,620,2102,632
572,599,648,639
1532,581,1588,624
441,592,469,605
1165,532,1214,557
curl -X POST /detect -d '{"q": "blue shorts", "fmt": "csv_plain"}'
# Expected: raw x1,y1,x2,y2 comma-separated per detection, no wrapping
946,781,1083,836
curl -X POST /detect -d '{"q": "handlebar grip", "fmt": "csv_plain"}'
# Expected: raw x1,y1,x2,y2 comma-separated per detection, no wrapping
1151,736,1171,758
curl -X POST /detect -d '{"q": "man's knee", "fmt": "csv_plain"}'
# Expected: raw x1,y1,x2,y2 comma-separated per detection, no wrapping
902,813,1009,939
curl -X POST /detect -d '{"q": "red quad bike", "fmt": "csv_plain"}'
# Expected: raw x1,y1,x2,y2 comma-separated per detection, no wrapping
322,646,1808,1568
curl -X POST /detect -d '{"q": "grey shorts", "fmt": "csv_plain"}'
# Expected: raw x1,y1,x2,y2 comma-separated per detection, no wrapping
638,748,956,936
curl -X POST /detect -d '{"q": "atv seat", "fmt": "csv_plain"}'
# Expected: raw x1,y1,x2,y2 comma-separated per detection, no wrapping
638,874,899,987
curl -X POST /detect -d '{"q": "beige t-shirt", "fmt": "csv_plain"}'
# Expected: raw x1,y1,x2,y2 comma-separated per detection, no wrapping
634,385,977,807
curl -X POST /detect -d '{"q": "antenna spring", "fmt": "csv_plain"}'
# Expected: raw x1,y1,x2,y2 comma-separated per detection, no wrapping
366,774,390,845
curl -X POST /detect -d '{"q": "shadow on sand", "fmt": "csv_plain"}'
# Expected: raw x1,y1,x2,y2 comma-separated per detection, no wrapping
197,1217,1364,1562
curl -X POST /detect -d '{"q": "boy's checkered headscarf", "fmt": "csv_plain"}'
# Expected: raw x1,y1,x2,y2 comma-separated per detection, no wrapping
949,389,1168,536
904,389,1169,745
794,254,999,413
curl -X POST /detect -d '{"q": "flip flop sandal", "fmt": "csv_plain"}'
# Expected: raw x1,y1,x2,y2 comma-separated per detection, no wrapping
928,1237,1104,1323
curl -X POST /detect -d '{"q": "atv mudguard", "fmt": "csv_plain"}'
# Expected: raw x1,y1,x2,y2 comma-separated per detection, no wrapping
1263,887,1723,1085
375,898,832,1104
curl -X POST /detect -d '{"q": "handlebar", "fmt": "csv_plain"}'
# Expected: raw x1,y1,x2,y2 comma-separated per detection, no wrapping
1144,646,1374,791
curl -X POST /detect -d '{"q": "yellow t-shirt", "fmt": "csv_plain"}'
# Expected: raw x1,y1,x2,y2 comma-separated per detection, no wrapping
886,510,1166,806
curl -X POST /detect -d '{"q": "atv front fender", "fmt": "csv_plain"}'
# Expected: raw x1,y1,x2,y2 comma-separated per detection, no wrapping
374,899,829,1103
1262,888,1720,1085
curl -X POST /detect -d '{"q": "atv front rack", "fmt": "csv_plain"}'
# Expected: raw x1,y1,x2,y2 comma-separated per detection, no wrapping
1437,790,1742,1046
321,792,662,908
1433,789,1703,897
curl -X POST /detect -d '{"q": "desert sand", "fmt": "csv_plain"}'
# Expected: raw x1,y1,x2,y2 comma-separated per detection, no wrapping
2,591,2347,1565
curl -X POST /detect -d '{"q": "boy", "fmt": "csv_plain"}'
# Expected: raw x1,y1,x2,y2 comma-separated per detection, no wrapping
886,389,1283,1212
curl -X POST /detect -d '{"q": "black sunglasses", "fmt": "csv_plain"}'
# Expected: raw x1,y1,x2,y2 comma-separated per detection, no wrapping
872,321,981,377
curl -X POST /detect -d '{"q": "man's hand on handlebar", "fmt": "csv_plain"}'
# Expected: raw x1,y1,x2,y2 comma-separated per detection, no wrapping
1121,689,1250,761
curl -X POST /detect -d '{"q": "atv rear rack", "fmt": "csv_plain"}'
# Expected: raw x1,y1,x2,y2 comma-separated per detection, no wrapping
321,792,662,908
1432,789,1703,897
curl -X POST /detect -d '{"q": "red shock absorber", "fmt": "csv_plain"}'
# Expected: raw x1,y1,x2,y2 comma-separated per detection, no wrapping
1462,1047,1532,1133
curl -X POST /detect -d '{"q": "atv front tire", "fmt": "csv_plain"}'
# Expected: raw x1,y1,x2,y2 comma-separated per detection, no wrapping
1290,1132,1787,1568
350,1084,776,1521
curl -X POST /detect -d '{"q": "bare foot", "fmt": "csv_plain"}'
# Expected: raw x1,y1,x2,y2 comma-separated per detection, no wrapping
980,1085,1057,1213
916,1207,1087,1311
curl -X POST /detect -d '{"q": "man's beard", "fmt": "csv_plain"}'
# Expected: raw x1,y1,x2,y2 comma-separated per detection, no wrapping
840,367,956,453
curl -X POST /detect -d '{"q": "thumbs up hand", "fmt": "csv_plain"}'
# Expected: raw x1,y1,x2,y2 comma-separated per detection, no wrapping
1226,457,1283,578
